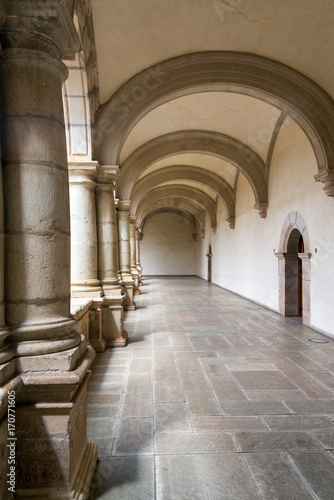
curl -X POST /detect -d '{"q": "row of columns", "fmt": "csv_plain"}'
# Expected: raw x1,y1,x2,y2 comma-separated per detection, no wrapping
0,2,139,498
68,164,143,348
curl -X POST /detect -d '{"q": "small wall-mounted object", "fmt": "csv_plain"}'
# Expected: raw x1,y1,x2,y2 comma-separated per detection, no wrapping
315,248,318,253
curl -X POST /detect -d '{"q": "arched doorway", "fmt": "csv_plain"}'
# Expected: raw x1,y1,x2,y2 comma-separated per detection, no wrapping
276,212,312,326
285,229,304,318
207,245,212,283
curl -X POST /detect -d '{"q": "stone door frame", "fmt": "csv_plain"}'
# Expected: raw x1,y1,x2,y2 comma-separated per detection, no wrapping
275,212,312,326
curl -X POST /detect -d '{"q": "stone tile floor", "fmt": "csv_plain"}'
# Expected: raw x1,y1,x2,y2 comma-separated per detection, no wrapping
87,277,334,499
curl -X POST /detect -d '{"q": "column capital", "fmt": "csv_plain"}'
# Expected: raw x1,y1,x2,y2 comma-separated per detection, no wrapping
118,200,131,211
0,0,81,60
68,161,99,186
96,165,119,184
129,215,137,225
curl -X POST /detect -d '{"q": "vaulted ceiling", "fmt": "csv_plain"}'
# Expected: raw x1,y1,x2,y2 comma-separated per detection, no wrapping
90,0,334,234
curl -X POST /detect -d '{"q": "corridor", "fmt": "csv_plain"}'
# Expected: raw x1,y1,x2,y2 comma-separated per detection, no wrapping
87,277,334,499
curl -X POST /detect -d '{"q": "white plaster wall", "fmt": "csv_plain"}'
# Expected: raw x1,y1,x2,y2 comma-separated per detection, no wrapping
197,118,334,336
141,212,197,275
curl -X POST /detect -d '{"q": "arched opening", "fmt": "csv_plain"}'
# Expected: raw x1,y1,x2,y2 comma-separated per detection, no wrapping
285,229,304,318
207,244,212,283
276,212,312,327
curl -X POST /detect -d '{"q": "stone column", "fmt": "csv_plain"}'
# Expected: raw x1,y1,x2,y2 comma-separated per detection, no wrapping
117,201,136,310
0,3,97,497
96,166,128,346
136,227,143,285
69,163,102,299
129,216,140,294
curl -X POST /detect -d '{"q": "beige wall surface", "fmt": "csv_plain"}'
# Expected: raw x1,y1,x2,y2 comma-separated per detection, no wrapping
141,212,197,275
197,119,334,336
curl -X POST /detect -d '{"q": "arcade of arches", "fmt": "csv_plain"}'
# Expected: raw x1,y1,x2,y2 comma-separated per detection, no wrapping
0,0,334,498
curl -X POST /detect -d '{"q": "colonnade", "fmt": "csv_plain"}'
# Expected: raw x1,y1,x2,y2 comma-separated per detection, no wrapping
0,2,142,498
68,166,143,346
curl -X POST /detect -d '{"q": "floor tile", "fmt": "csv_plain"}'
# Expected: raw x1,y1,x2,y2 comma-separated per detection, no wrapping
155,403,191,432
89,456,155,500
120,392,153,418
114,418,154,455
87,277,334,498
244,452,315,499
155,432,237,454
154,380,185,402
231,370,297,389
180,371,211,391
191,415,267,432
185,390,222,415
200,454,262,499
221,400,290,415
156,455,208,500
244,388,309,400
284,399,334,413
263,414,334,431
125,373,153,394
235,431,324,452
288,451,334,499
87,418,118,439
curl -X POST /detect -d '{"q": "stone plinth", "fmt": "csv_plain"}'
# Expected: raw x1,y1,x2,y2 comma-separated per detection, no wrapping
15,350,97,499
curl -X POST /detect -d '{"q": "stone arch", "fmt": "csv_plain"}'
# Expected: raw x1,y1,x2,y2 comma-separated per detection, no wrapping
137,200,206,237
141,207,199,238
278,212,310,253
130,165,234,226
118,130,266,217
95,51,334,196
63,1,99,162
132,185,217,231
276,212,311,326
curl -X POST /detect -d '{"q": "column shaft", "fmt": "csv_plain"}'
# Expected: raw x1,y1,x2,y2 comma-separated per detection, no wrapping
129,216,140,294
117,202,135,310
1,51,81,361
69,164,102,298
96,167,127,346
136,228,143,285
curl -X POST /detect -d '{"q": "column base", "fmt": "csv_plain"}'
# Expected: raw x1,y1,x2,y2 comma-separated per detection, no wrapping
16,339,86,373
125,304,136,311
108,330,128,348
71,283,103,299
89,337,106,353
